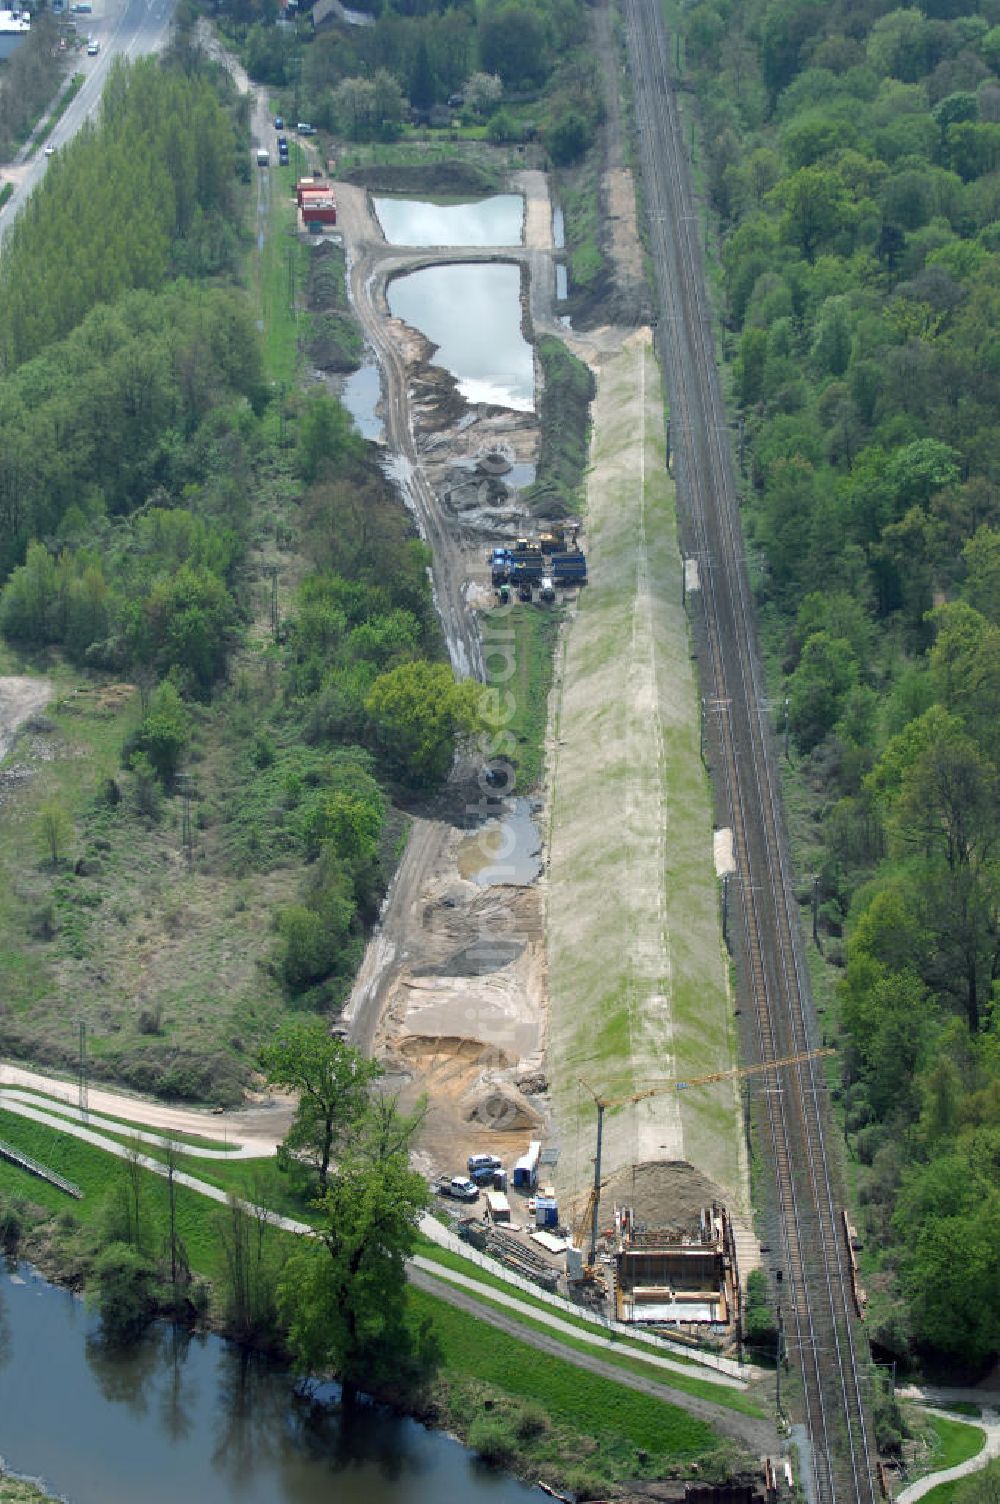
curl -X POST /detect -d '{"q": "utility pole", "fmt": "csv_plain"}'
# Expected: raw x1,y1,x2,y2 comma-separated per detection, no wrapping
78,1017,88,1122
812,876,820,944
700,696,707,767
783,695,791,759
589,1102,605,1266
776,1301,784,1413
269,565,280,642
178,775,193,868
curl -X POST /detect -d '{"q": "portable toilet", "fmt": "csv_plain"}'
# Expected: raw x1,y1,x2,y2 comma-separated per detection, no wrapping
513,1139,541,1190
534,1196,558,1229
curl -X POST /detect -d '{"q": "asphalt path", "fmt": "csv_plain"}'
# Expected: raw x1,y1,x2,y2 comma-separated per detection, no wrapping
0,0,177,250
895,1405,999,1502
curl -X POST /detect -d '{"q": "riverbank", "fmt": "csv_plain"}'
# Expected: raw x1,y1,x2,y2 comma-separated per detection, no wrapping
0,1468,58,1504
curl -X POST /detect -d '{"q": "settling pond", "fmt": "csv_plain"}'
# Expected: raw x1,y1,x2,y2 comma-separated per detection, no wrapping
374,194,524,248
0,1265,544,1504
388,262,534,412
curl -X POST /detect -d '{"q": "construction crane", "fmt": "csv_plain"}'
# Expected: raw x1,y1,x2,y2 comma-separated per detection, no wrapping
578,1046,836,1263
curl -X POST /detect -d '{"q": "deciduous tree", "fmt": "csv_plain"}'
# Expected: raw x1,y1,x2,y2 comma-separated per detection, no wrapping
260,1019,381,1190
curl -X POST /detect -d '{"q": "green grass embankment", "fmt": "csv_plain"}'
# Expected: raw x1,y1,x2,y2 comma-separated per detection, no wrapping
0,1107,242,1282
484,604,562,792
525,336,595,519
410,1284,737,1496
415,1250,763,1416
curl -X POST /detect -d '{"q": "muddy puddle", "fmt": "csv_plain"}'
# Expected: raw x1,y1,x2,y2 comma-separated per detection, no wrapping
457,798,543,886
374,194,524,247
388,263,534,411
341,361,383,440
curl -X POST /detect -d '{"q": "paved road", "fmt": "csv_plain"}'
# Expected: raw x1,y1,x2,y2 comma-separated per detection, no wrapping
0,0,176,249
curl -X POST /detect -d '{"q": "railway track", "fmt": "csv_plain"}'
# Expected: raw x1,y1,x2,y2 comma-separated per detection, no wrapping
620,3,879,1499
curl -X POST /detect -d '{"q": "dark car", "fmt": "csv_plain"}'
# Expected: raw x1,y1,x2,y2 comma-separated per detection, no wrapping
277,136,288,151
274,115,284,130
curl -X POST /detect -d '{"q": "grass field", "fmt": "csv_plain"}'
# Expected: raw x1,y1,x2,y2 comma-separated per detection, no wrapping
0,1108,240,1283
0,668,298,1104
252,148,311,386
915,1414,987,1481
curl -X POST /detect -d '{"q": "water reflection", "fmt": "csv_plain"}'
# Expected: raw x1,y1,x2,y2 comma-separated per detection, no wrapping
388,263,534,412
374,195,524,247
341,360,384,441
0,1266,543,1504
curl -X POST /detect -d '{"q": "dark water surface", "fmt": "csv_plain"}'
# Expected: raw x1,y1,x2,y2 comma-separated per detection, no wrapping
0,1266,543,1504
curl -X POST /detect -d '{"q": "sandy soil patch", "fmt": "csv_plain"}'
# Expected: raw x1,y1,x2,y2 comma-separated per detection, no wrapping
513,168,554,252
371,826,550,1178
605,166,645,288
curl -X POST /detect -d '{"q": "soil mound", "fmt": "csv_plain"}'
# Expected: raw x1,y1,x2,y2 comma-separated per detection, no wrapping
463,1079,543,1131
342,162,498,197
602,1160,730,1228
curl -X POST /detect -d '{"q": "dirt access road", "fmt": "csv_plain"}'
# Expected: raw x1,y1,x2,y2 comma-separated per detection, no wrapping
0,1059,294,1152
0,678,53,764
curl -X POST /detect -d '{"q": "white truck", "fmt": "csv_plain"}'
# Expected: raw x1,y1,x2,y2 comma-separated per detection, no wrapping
436,1175,479,1203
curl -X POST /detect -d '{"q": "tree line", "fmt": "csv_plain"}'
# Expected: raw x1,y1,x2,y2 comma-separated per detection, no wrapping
679,0,1000,1375
0,57,244,372
0,15,64,160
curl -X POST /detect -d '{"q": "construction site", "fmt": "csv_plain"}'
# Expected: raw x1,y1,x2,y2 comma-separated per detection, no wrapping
330,162,762,1359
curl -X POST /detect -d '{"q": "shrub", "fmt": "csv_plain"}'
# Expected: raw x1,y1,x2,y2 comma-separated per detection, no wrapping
467,1415,516,1466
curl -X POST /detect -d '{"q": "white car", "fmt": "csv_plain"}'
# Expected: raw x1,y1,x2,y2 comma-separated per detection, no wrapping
87,39,99,54
44,145,55,156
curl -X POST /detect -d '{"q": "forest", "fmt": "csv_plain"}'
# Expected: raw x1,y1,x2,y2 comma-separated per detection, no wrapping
216,0,602,163
0,50,478,1097
677,0,1000,1372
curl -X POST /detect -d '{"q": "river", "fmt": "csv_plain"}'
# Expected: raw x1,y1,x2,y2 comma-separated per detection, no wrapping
0,1265,544,1504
